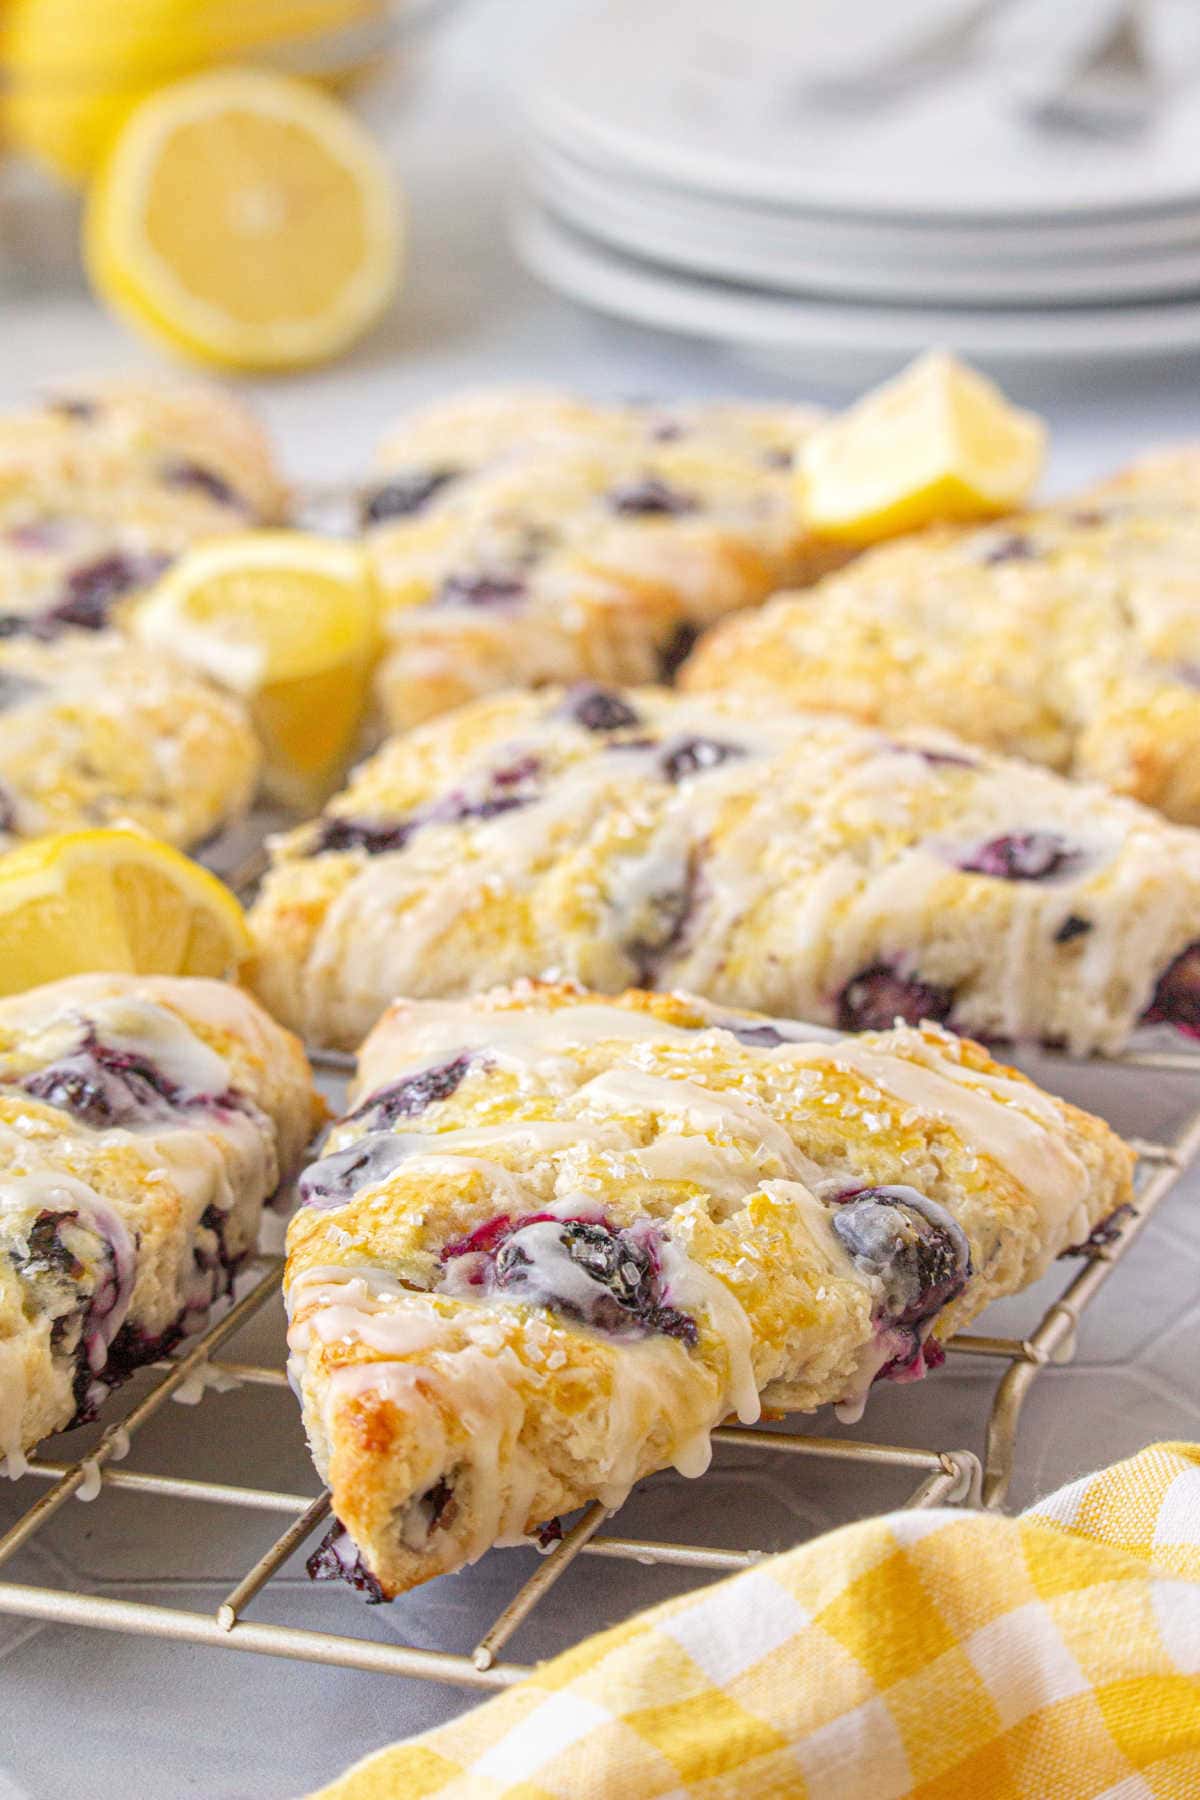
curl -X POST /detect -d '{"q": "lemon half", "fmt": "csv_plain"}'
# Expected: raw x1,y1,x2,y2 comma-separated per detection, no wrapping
85,66,401,370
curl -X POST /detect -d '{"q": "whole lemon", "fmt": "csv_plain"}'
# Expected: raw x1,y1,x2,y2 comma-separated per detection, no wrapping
1,0,386,184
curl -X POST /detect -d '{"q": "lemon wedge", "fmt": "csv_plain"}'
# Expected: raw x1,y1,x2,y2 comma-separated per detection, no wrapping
85,67,401,370
134,531,379,808
0,829,250,997
799,351,1047,545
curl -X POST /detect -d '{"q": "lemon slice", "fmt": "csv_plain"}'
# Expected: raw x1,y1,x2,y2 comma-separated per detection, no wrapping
84,67,401,370
134,531,379,808
0,829,250,997
799,351,1047,544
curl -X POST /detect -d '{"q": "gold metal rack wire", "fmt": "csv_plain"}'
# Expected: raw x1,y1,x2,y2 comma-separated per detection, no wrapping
0,1041,1196,1691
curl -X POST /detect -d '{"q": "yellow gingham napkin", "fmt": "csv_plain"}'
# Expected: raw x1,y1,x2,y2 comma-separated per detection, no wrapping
310,1443,1200,1799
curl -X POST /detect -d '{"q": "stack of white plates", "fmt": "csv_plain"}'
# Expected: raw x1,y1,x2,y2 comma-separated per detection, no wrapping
514,0,1200,381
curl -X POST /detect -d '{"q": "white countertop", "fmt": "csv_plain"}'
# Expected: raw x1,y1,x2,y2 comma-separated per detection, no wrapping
2,5,1200,1796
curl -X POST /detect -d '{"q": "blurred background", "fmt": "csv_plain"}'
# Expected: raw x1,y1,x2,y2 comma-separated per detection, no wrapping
1,0,1199,481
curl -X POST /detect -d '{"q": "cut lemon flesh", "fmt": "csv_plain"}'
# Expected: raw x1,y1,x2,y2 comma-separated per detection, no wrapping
799,351,1047,544
85,66,401,370
134,531,379,807
0,829,250,997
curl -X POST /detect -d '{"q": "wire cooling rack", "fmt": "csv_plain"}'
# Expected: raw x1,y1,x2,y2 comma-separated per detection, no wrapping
0,1040,1197,1691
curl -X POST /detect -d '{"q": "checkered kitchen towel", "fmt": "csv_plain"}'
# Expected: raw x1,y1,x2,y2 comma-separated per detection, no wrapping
309,1443,1200,1799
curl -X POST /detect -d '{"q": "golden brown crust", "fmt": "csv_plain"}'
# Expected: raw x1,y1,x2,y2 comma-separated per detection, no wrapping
287,982,1131,1596
0,635,260,848
248,684,1200,1056
0,974,320,1468
683,462,1200,822
365,390,849,732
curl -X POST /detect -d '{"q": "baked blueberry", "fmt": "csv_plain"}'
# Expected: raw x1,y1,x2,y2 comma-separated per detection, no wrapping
444,1212,699,1344
1144,942,1200,1033
351,1054,472,1129
307,1522,387,1602
362,469,459,525
560,685,642,733
48,396,97,422
960,831,1078,881
5,519,71,551
312,815,416,857
657,622,699,680
831,1186,970,1326
660,737,744,783
19,1209,86,1282
47,552,170,633
623,857,700,986
160,459,241,509
23,1047,172,1128
905,744,979,770
980,533,1038,565
18,1027,235,1129
836,965,954,1033
607,476,697,517
410,1473,458,1538
436,572,527,608
1061,1203,1135,1255
721,1021,788,1047
428,755,542,829
299,1133,416,1208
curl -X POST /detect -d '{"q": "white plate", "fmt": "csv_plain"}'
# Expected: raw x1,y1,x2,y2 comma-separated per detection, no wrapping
527,144,1200,307
529,0,1200,221
513,200,1200,382
526,129,1200,265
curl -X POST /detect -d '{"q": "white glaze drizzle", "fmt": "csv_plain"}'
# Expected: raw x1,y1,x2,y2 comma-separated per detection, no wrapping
0,978,295,1469
574,1067,823,1185
76,996,232,1098
295,688,1200,1052
778,1038,1091,1250
292,985,1118,1571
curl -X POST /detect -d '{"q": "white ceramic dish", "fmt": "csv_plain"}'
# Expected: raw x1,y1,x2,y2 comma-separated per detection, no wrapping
514,200,1200,382
527,146,1200,307
528,0,1200,221
525,131,1200,267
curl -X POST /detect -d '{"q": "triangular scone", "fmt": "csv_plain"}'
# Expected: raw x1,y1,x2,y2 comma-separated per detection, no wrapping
363,389,847,733
681,452,1200,826
287,982,1132,1600
247,684,1200,1055
0,635,259,848
0,374,284,639
0,373,283,846
0,974,321,1473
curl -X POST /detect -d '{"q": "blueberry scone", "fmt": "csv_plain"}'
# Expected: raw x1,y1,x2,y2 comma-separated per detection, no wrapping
363,388,848,731
0,374,285,639
288,982,1132,1598
247,684,1200,1056
0,635,260,848
683,457,1200,824
0,973,320,1474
